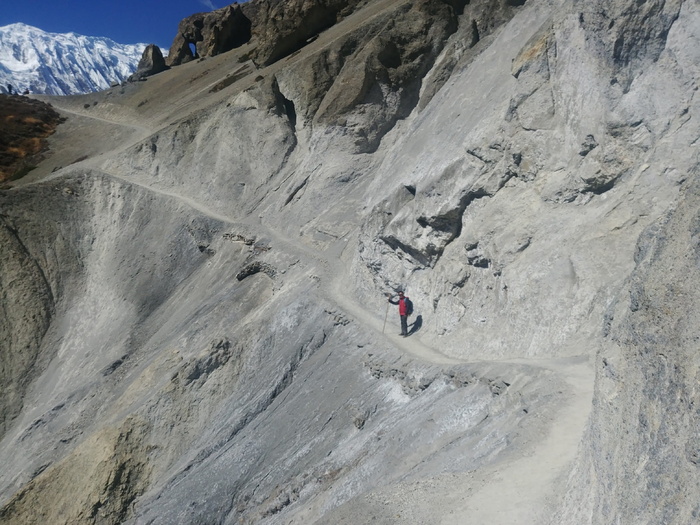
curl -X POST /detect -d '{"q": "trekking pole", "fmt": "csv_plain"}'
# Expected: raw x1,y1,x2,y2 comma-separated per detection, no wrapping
382,299,390,334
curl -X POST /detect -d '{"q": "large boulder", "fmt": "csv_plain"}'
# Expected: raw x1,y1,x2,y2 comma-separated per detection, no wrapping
129,44,168,81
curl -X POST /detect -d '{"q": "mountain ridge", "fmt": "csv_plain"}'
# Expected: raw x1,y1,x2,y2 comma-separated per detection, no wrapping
0,22,148,96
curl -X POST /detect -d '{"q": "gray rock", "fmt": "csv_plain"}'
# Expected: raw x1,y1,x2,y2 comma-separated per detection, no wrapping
554,173,700,524
129,44,168,81
167,4,252,66
1,0,699,523
242,0,366,67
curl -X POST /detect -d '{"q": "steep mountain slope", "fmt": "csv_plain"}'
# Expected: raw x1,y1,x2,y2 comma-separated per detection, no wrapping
0,0,698,523
0,23,147,95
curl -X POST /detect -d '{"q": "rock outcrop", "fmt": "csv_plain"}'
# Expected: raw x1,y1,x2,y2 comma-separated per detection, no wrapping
129,44,168,81
0,221,54,439
554,170,700,525
242,0,367,67
166,0,388,69
166,4,252,66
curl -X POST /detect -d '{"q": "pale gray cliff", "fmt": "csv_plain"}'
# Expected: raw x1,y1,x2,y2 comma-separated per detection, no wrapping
0,0,698,523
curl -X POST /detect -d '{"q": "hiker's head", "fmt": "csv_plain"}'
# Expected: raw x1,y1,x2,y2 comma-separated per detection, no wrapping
398,291,404,297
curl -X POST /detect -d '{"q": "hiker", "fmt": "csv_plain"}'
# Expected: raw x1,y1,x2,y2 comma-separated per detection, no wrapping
386,291,411,336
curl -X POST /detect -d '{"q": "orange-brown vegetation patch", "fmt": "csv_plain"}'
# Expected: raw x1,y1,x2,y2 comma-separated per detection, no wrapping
0,95,65,182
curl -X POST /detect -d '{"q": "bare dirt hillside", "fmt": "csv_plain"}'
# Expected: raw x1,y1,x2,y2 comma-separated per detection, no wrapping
1,0,698,523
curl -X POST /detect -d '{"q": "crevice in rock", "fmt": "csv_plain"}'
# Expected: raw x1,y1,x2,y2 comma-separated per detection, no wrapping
380,234,435,268
579,134,598,156
172,339,235,386
467,254,490,268
198,244,216,256
270,76,299,130
281,96,297,129
421,188,490,244
284,176,309,206
377,41,402,70
102,355,128,376
471,19,480,46
583,176,620,195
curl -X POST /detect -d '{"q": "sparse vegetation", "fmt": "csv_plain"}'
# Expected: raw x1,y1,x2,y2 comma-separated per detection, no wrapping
0,94,64,182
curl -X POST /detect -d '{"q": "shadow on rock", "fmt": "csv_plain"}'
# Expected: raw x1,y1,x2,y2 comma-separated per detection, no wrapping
408,314,423,336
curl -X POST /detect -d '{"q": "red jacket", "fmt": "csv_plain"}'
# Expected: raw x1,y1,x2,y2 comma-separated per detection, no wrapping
389,296,408,315
388,294,410,315
398,297,408,316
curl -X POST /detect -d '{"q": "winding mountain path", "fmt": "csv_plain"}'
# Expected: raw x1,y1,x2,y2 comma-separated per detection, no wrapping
25,85,594,524
81,165,594,524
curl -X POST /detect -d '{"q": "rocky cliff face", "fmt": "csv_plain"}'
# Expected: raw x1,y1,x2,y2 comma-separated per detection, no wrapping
129,44,168,81
556,170,700,524
166,0,369,68
1,0,698,523
166,4,253,66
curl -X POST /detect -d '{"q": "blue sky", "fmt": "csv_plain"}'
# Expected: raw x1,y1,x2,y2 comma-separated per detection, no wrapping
0,1,227,49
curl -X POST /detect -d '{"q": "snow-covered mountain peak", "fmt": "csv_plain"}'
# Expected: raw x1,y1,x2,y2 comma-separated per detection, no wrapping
0,23,149,96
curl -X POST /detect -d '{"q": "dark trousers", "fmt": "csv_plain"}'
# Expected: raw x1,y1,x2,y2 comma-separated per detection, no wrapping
400,315,408,335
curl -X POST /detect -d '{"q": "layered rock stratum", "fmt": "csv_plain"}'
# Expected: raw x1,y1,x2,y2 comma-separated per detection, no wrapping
1,0,698,523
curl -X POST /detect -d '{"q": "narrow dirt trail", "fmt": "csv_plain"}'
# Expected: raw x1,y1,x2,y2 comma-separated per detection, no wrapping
48,104,154,135
79,165,464,367
24,87,595,520
442,356,593,524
